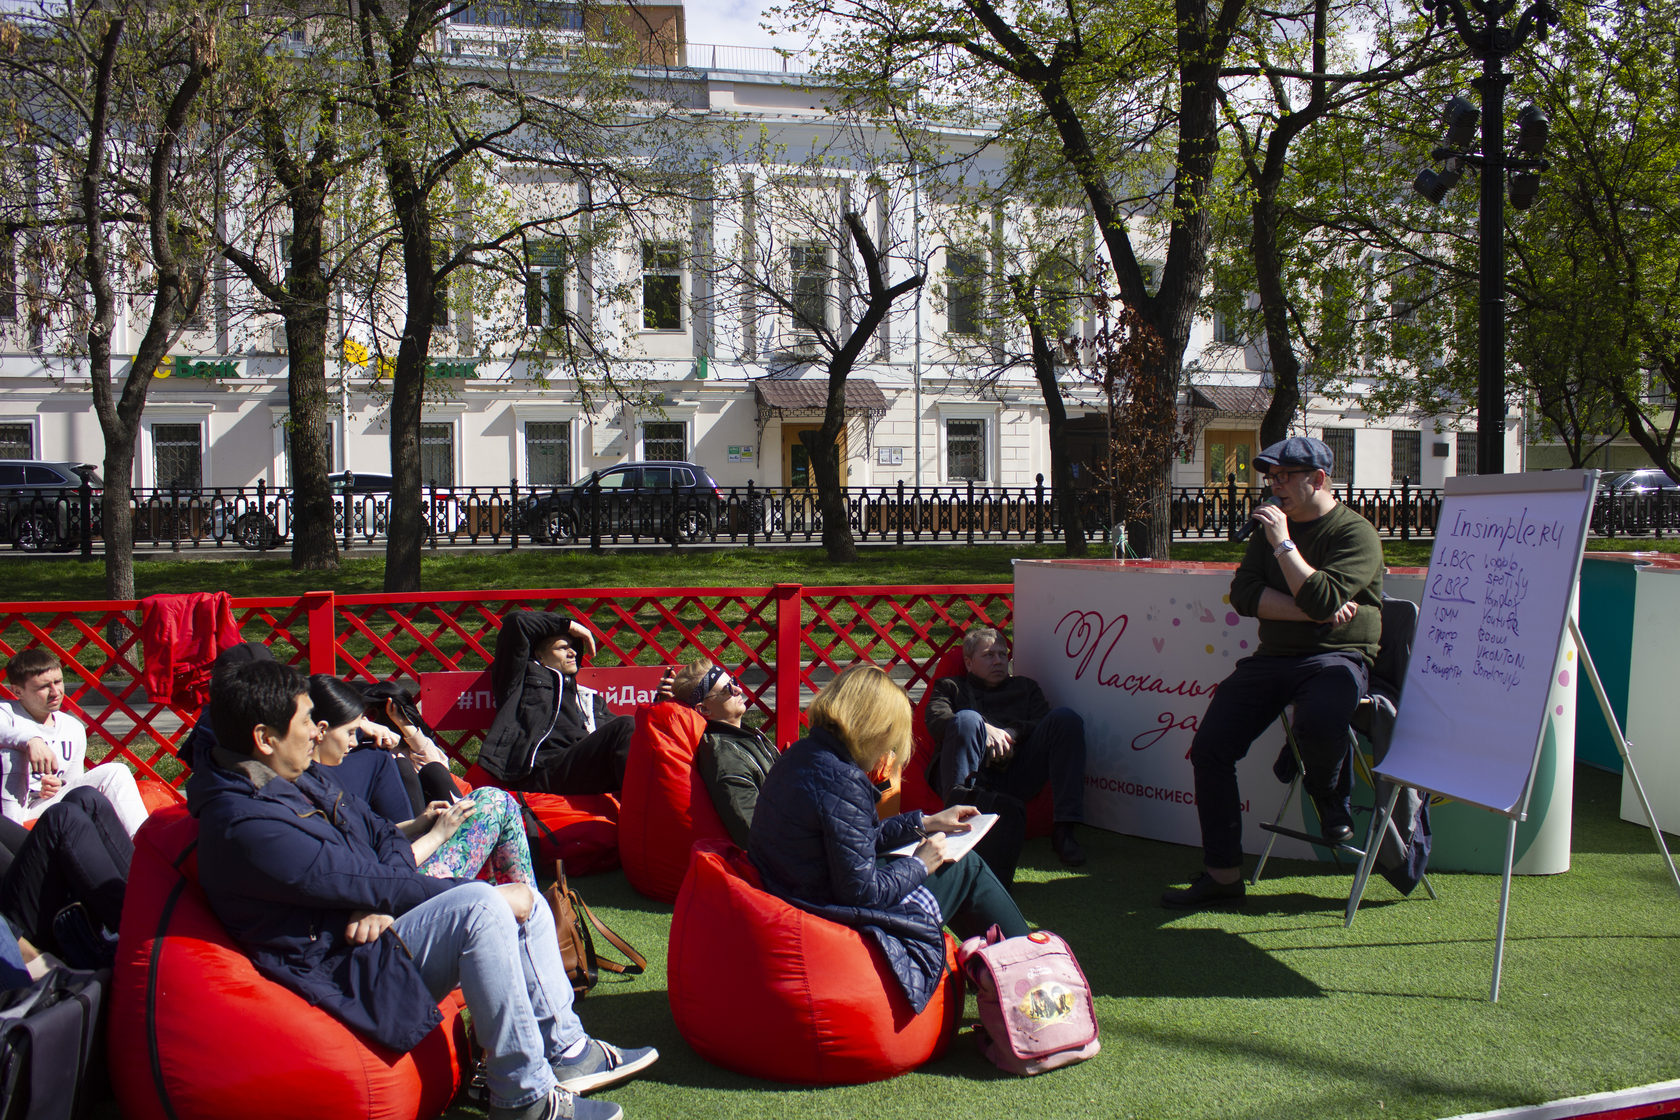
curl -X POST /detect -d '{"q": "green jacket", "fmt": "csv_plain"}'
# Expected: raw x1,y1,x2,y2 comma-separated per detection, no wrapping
1229,501,1383,664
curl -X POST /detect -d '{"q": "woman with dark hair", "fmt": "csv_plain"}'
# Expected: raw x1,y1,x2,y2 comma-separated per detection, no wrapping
308,675,535,887
306,676,416,822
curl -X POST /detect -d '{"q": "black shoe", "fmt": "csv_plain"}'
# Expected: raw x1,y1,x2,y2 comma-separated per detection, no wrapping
1161,873,1246,909
1050,822,1087,867
1313,795,1355,846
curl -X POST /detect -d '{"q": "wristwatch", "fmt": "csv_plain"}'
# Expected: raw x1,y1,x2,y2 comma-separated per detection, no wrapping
1273,539,1297,558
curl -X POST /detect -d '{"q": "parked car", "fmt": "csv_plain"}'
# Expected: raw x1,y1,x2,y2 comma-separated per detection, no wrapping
1592,467,1680,534
0,460,101,551
520,461,724,544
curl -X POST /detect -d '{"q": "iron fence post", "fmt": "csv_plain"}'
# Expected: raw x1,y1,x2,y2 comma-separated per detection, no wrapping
746,480,757,548
897,480,905,547
1401,476,1412,541
589,479,602,552
670,473,681,551
78,474,93,558
1035,473,1045,545
966,479,975,546
343,470,355,553
509,476,519,550
1227,472,1238,541
170,488,181,552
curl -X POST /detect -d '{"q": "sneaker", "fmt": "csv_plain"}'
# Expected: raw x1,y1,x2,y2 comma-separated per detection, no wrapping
553,1040,659,1095
1161,872,1246,909
1050,822,1087,867
488,1087,621,1120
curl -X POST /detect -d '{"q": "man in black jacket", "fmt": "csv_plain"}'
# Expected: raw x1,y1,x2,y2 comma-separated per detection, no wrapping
477,612,633,794
191,658,655,1120
926,628,1088,868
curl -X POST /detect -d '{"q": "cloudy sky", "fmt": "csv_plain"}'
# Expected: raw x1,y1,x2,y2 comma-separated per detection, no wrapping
683,1,792,50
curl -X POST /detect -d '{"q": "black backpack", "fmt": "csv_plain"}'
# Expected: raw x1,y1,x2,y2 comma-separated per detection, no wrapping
0,967,110,1120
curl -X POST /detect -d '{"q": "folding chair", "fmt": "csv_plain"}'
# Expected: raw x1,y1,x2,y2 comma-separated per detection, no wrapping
1250,595,1438,915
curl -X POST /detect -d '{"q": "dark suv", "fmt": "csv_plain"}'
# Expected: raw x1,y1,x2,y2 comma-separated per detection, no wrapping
521,461,724,544
1593,467,1680,534
0,461,101,551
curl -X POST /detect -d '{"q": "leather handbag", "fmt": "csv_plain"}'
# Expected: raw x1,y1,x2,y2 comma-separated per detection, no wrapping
543,860,646,999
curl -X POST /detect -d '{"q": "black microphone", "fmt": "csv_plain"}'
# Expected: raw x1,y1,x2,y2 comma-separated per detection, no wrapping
1234,497,1280,542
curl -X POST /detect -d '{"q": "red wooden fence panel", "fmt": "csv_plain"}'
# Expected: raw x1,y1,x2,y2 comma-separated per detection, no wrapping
0,583,1014,802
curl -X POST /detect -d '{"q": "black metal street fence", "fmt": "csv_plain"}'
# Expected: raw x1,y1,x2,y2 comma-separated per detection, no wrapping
1,474,1675,555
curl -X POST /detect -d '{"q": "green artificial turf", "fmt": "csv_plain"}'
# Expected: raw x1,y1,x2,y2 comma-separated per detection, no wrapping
449,766,1679,1120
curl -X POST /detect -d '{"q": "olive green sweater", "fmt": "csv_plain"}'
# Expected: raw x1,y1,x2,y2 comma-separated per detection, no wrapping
1229,501,1383,664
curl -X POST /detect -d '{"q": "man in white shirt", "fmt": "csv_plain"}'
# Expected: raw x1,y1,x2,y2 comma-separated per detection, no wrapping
1,649,148,835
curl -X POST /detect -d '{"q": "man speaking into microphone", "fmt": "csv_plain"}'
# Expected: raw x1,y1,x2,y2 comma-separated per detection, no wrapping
1162,436,1384,908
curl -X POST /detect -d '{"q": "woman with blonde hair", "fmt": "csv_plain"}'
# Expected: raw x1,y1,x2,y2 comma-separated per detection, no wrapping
748,662,1029,1013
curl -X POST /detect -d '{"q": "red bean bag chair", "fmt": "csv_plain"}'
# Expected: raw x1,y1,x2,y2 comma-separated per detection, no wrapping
463,764,621,876
905,647,1054,838
618,702,732,903
110,806,471,1120
667,840,961,1085
137,777,180,814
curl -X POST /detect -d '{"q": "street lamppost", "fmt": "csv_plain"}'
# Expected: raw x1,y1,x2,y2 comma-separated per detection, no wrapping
1412,0,1559,475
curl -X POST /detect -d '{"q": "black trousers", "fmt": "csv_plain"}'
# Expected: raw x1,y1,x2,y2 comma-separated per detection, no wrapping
1190,651,1367,870
923,850,1031,942
512,715,634,796
0,786,132,952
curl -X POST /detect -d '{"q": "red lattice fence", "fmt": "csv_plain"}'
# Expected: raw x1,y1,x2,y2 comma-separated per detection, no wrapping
0,583,1012,801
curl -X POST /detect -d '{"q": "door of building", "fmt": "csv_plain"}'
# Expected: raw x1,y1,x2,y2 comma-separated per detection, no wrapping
781,424,848,489
1204,429,1257,485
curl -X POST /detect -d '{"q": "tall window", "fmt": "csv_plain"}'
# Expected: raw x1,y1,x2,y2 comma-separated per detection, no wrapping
1213,307,1242,346
525,240,566,331
1391,429,1422,485
1322,427,1356,486
789,243,828,336
946,248,985,336
946,418,987,481
643,421,685,461
1456,431,1477,476
641,241,682,330
0,424,31,459
153,425,202,490
419,423,455,487
526,421,572,486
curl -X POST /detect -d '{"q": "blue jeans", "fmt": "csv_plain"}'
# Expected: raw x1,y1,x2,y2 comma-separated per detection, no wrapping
936,707,1087,824
394,881,584,1110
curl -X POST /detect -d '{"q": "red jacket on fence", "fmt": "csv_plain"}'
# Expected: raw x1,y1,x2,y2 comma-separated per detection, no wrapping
138,592,242,707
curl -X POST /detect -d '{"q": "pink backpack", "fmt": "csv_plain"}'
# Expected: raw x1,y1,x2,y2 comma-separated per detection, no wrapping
957,927,1100,1075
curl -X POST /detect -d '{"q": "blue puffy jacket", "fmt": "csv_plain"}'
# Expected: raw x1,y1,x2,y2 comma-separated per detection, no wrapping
185,748,463,1052
748,729,946,1012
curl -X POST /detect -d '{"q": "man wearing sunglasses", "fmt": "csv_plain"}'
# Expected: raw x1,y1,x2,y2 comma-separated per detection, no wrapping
671,661,778,848
1162,436,1384,909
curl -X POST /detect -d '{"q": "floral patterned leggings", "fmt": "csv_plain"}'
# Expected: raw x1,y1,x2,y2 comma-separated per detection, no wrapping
417,787,536,887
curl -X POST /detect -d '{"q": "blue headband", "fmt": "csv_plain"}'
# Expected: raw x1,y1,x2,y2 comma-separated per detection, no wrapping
690,665,730,707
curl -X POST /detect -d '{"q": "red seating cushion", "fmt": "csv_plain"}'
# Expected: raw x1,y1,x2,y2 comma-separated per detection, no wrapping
906,647,1055,838
667,841,961,1085
463,764,621,876
136,778,180,814
618,702,728,903
110,806,471,1120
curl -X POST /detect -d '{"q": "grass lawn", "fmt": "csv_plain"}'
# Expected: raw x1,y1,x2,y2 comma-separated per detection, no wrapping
1,537,1675,600
492,765,1679,1120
